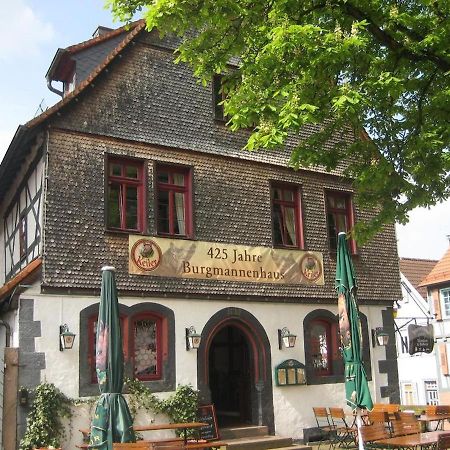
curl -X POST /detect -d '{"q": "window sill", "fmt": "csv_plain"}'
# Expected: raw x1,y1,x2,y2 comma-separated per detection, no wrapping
156,233,194,240
105,228,145,236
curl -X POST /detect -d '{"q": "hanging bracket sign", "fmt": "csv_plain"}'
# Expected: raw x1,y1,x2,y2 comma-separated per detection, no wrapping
408,324,434,355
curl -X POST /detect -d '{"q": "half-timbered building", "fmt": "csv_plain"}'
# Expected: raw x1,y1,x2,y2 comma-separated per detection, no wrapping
0,20,401,448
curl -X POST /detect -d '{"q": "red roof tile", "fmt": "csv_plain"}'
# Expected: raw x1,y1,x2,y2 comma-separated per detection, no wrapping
419,246,450,287
399,257,438,298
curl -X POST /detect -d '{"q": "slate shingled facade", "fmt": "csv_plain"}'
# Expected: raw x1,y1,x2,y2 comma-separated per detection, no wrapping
0,21,401,447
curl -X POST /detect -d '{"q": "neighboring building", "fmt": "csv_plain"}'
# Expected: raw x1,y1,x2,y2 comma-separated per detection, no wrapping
420,242,450,404
397,258,439,406
0,21,401,448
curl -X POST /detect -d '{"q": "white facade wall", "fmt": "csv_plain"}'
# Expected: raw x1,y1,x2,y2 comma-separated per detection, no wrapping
396,273,438,405
25,290,388,446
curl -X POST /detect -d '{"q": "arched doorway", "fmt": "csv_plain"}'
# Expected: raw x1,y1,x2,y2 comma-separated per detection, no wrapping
208,325,252,426
197,308,275,434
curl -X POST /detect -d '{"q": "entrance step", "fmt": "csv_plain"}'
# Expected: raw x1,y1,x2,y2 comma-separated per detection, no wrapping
218,425,312,450
220,426,269,439
223,435,293,450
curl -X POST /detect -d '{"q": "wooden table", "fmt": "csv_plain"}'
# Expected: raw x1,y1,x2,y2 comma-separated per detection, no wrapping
419,414,450,431
374,430,447,449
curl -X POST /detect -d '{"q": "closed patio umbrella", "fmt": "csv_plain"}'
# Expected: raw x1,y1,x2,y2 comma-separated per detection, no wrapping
336,232,373,450
90,266,135,449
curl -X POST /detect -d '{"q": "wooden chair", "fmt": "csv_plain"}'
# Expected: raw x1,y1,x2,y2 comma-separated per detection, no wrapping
328,407,357,448
367,410,392,434
437,433,450,450
312,407,335,448
359,423,390,448
391,417,421,437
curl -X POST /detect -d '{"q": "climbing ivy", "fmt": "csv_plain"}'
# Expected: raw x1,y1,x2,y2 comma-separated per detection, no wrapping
20,383,73,450
126,379,199,436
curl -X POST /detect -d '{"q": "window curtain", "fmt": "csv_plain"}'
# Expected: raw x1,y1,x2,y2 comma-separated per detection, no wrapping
173,174,185,235
284,206,296,245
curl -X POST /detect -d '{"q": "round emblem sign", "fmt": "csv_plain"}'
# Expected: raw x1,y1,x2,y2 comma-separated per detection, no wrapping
299,253,322,282
131,239,162,272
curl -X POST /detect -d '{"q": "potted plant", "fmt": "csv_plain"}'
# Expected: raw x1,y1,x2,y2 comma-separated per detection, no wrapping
20,382,72,450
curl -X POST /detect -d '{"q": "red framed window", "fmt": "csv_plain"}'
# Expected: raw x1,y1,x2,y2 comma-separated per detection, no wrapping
88,313,162,383
106,156,146,232
271,184,304,248
310,319,333,376
131,314,162,380
156,164,192,237
325,191,356,253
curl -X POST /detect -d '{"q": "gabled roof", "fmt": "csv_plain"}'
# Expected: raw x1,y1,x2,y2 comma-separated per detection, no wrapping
399,257,438,298
0,20,146,204
30,19,146,129
419,246,450,287
45,22,139,81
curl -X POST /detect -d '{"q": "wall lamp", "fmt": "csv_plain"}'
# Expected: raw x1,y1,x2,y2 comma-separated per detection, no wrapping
372,327,389,347
59,324,76,351
278,327,297,350
186,326,201,350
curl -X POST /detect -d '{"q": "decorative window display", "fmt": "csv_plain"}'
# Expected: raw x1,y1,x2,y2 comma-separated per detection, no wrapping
88,313,162,383
133,317,161,380
311,320,332,376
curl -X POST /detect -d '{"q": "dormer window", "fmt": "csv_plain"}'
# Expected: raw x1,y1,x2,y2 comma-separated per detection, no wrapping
64,70,76,95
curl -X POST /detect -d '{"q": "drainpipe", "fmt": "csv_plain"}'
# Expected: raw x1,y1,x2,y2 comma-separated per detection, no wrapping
46,78,63,98
0,320,11,347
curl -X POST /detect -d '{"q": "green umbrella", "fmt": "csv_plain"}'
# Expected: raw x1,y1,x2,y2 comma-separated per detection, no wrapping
90,266,135,449
336,233,372,448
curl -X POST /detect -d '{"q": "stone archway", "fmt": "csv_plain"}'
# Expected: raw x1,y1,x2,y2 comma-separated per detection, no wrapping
197,307,275,434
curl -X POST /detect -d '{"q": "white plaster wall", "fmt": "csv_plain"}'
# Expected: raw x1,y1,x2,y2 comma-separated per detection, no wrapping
29,291,388,445
396,273,438,405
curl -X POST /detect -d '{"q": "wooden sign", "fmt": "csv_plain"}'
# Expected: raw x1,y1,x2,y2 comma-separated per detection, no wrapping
197,404,219,441
408,324,434,355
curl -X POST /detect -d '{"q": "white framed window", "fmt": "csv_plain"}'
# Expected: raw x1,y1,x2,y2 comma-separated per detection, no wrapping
424,380,439,405
401,381,417,405
441,288,450,318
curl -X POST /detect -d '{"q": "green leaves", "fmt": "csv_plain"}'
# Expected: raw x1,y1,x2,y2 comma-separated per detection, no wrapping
20,383,73,450
107,0,450,241
127,379,200,438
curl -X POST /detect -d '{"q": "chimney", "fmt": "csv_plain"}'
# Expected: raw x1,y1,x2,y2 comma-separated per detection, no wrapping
447,234,450,245
92,26,113,38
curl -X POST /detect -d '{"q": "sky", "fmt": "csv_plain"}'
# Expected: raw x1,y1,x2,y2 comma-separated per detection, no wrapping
0,0,449,262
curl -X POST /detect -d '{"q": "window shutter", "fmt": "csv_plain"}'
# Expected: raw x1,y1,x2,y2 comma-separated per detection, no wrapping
439,343,449,376
433,289,442,320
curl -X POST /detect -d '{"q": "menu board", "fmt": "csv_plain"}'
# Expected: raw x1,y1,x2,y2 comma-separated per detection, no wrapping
197,404,219,441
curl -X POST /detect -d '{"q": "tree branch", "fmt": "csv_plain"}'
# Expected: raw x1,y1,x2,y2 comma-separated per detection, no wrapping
341,1,450,72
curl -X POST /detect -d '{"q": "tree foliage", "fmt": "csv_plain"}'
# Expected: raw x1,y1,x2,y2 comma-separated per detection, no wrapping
107,0,449,240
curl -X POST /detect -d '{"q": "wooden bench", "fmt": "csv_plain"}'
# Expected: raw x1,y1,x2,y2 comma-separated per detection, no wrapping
185,440,227,449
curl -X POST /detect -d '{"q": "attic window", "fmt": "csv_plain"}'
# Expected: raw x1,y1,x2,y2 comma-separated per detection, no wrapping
64,71,76,95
